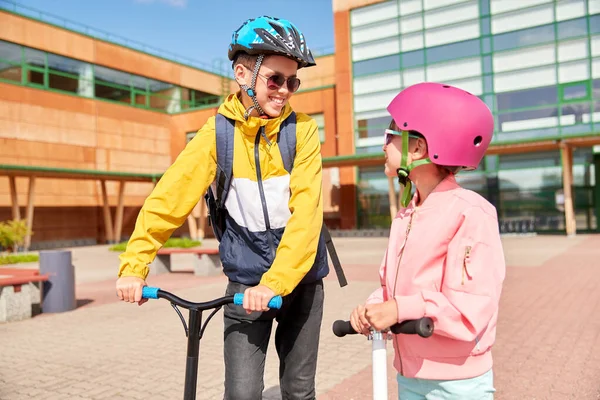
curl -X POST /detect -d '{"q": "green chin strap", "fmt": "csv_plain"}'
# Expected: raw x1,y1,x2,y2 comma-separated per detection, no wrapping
396,130,431,207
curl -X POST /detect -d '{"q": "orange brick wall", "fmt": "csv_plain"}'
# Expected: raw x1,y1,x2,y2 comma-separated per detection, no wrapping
332,0,386,12
297,55,335,90
333,10,357,229
0,10,345,244
0,82,168,208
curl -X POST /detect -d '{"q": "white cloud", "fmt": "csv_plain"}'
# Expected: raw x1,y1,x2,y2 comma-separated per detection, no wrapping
134,0,187,8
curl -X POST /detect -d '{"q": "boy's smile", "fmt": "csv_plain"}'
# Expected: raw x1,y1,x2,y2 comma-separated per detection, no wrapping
237,55,299,118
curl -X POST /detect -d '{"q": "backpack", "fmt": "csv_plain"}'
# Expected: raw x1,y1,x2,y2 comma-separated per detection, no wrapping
204,112,347,288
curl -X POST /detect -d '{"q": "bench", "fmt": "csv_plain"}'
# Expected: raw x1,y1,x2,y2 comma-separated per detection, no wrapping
0,268,49,323
149,247,221,277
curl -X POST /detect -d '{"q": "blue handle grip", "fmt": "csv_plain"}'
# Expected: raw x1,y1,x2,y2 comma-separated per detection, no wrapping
233,293,283,309
142,286,160,299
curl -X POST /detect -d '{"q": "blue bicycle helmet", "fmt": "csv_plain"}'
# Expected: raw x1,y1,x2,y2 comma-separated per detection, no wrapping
229,16,316,68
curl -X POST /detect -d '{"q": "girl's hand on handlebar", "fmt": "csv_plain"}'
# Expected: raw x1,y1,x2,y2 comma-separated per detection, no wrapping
350,305,371,336
365,300,398,331
116,276,148,306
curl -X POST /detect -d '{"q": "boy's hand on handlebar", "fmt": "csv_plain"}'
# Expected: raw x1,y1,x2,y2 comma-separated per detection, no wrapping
116,276,148,306
243,285,276,314
365,300,398,331
350,305,371,336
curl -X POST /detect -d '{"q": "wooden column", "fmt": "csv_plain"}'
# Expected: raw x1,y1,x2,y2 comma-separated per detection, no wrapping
560,144,576,236
9,176,20,220
24,177,36,250
100,180,114,243
113,182,126,243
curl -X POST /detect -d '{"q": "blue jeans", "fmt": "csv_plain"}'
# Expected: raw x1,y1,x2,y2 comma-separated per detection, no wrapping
397,369,495,399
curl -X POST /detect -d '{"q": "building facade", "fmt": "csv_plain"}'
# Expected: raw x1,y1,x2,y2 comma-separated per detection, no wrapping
0,0,599,249
332,0,600,234
0,4,339,248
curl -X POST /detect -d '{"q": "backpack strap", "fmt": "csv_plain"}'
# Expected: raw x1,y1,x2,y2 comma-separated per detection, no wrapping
277,111,348,288
214,113,236,208
277,111,296,174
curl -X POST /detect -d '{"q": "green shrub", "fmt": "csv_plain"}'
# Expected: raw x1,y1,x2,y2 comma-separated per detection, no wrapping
0,219,32,253
109,237,202,252
0,253,39,265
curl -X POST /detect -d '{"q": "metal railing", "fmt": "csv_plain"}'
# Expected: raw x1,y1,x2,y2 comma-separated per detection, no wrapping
0,0,335,77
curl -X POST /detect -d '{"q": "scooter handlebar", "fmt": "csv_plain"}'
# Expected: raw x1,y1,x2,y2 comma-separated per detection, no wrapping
332,317,434,338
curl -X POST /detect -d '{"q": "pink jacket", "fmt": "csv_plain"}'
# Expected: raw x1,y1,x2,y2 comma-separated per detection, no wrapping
367,175,506,380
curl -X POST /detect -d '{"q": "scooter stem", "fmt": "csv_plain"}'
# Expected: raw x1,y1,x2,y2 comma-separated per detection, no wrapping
371,331,388,400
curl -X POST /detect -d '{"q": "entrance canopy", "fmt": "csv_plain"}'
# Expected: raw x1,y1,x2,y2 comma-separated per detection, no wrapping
0,164,162,249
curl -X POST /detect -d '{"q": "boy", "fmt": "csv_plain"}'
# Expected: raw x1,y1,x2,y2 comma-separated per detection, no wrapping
116,16,328,400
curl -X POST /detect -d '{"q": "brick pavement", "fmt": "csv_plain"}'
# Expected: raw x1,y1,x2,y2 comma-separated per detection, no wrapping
0,235,599,399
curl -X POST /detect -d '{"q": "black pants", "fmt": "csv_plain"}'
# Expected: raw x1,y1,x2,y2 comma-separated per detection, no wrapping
222,279,324,400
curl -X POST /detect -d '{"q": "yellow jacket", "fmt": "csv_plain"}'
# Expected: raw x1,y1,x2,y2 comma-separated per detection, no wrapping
118,93,325,296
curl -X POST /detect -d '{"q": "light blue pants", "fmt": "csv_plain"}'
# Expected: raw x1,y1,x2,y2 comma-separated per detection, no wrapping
397,369,495,399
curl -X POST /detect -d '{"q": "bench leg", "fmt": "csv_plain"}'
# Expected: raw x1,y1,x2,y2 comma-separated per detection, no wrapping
149,254,172,275
0,285,33,323
194,254,222,276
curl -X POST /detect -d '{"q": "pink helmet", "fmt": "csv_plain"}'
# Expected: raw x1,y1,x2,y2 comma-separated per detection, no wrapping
386,82,494,170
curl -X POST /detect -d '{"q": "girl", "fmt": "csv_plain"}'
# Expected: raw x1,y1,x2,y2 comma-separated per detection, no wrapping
350,82,506,399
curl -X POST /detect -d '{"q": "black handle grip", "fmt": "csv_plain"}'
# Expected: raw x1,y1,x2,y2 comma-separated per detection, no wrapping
390,317,434,338
332,320,356,337
332,317,434,338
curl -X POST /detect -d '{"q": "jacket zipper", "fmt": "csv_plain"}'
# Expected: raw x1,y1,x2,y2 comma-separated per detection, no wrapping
392,209,415,376
254,127,276,260
462,246,472,285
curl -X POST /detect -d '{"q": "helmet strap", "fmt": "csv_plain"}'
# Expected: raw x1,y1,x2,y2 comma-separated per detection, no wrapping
396,130,432,207
240,54,266,120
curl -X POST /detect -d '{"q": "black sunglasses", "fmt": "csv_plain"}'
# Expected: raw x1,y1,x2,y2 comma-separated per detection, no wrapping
258,72,301,93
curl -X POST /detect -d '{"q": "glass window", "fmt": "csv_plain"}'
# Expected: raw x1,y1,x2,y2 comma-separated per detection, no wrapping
496,85,558,111
353,54,400,77
310,113,326,143
23,47,45,68
186,131,197,143
590,15,600,35
0,40,22,83
46,53,89,94
498,106,559,133
356,115,390,139
557,17,588,40
482,37,491,53
493,24,554,51
560,81,590,102
483,94,494,110
401,49,424,68
483,56,492,74
499,150,560,170
481,17,491,36
483,75,493,93
561,102,591,125
23,47,46,87
94,65,132,104
426,39,480,64
480,0,490,16
351,1,399,27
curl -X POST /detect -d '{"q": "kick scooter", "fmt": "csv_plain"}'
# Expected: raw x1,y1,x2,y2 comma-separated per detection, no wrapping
333,317,434,400
141,286,282,400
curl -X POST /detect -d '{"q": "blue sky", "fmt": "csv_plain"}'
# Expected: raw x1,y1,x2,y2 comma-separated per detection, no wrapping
6,0,335,72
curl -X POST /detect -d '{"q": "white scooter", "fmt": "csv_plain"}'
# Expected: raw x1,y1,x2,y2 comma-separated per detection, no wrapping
333,317,434,399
